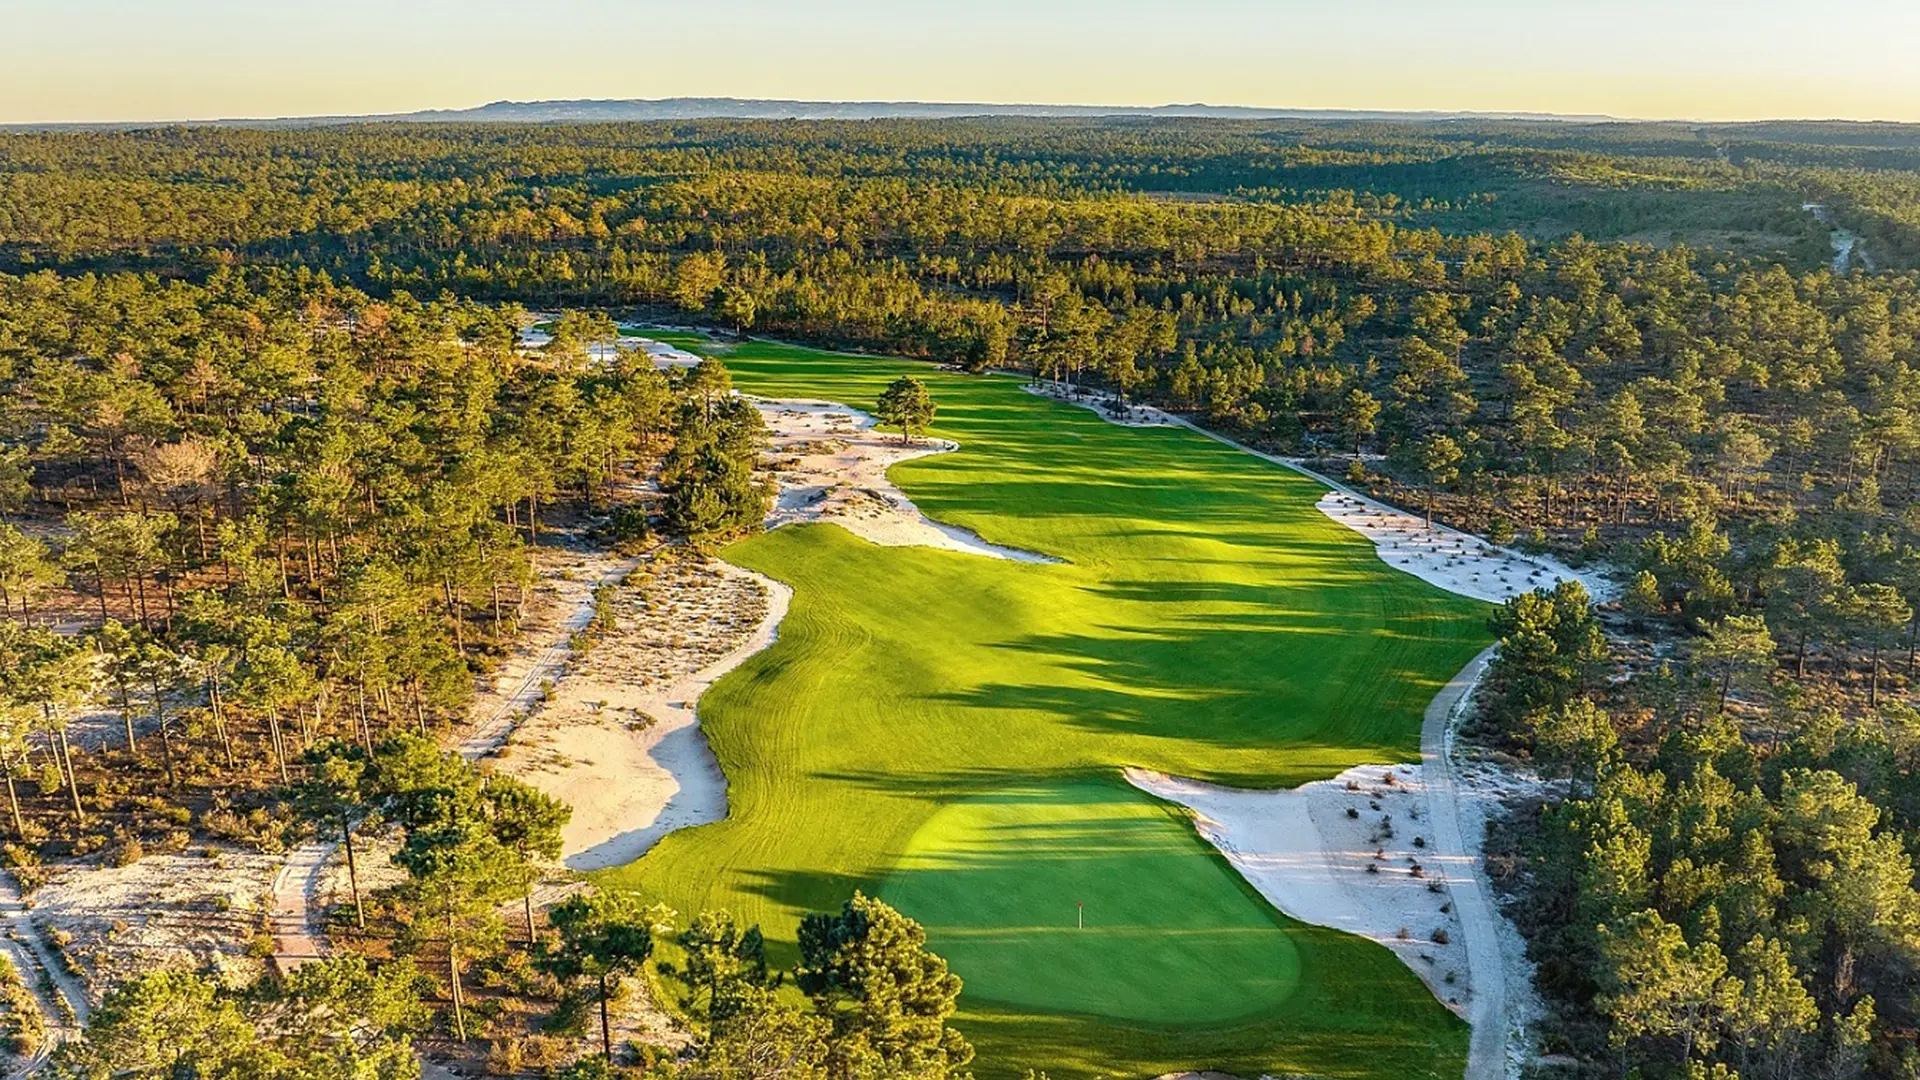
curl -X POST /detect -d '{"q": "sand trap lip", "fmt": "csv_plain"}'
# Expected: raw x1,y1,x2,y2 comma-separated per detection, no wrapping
757,396,1059,564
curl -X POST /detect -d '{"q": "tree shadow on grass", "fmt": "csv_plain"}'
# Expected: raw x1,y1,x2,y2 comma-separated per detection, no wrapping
926,615,1464,775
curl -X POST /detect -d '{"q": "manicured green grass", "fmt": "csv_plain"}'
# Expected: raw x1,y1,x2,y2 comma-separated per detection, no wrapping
602,340,1488,1079
879,777,1301,1025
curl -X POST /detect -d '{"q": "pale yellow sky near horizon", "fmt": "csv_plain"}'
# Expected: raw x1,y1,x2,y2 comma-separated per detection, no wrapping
6,0,1920,125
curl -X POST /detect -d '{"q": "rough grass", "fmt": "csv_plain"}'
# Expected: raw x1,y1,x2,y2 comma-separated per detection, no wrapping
601,340,1487,1079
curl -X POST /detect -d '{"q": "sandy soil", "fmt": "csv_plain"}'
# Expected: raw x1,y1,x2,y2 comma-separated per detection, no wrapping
460,548,641,760
1023,381,1176,428
1316,491,1613,605
758,398,1055,562
32,849,279,992
633,336,704,368
493,556,787,870
519,316,704,369
272,536,638,971
0,868,86,1068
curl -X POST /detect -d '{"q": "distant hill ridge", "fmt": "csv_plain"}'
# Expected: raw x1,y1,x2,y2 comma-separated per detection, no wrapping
17,97,1920,133
384,97,1616,124
4,97,1620,131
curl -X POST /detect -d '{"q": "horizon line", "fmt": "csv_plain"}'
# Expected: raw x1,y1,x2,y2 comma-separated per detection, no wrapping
8,94,1920,131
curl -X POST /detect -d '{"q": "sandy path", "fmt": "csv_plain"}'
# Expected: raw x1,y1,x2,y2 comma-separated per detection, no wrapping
1419,648,1531,1080
0,868,88,1067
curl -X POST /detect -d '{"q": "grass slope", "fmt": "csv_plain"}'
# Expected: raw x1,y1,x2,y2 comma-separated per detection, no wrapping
604,340,1488,1079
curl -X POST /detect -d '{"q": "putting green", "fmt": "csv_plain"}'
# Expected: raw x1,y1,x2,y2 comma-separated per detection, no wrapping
605,339,1487,1079
879,777,1300,1024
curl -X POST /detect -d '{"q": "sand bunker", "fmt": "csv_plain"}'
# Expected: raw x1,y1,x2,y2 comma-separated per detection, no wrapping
519,315,705,369
1025,382,1610,606
1135,649,1538,1080
757,398,1055,563
634,336,703,368
495,557,788,870
1316,492,1613,606
1128,765,1473,1012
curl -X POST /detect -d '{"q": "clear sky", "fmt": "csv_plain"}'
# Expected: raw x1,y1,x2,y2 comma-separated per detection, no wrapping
8,0,1920,125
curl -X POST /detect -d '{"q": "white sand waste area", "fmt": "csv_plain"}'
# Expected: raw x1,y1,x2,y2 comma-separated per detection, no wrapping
1023,381,1178,428
519,316,704,368
1027,381,1610,606
757,398,1055,562
633,336,703,367
1317,492,1613,605
495,556,788,870
1128,765,1473,1011
272,537,635,969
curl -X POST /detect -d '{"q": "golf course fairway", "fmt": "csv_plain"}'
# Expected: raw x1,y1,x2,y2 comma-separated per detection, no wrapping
605,338,1490,1079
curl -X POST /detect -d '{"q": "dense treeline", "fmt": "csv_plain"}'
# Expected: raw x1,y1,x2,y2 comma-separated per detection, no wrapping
0,269,768,860
1481,583,1920,1077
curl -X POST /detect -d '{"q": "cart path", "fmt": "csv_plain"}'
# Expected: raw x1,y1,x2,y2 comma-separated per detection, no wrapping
1420,647,1509,1080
